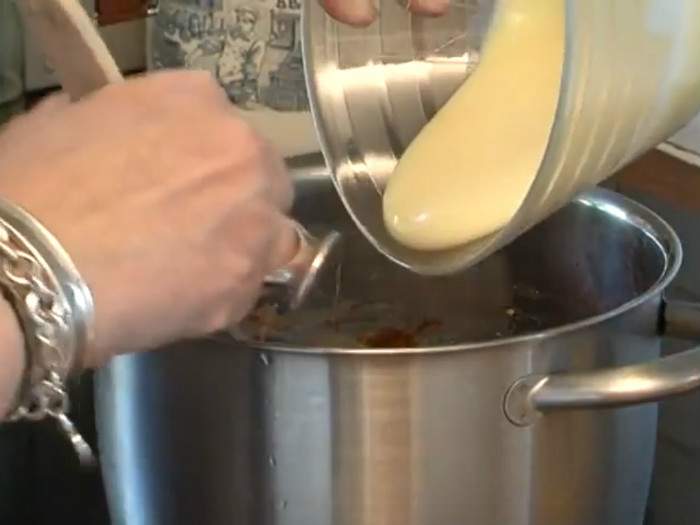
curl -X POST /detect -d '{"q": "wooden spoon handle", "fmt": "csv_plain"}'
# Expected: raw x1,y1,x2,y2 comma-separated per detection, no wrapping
18,0,123,100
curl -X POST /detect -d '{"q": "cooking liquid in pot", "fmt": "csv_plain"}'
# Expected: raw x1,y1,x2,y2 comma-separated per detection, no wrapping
234,176,667,350
238,231,551,349
382,0,565,251
241,293,543,348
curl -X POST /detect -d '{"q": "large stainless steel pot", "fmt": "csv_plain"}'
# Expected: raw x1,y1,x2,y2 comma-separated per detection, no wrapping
95,166,700,525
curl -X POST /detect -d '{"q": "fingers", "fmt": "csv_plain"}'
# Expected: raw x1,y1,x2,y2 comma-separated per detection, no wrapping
320,0,450,25
319,0,377,26
216,213,298,326
403,0,450,16
266,217,303,274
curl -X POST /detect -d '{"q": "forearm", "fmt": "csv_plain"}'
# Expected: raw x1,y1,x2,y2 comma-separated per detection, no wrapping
0,299,24,418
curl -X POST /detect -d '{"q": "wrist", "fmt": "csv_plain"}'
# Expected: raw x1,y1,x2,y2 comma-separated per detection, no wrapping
0,297,24,418
0,196,95,463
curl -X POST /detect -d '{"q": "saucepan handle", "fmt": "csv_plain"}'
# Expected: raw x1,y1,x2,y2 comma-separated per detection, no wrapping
504,298,700,426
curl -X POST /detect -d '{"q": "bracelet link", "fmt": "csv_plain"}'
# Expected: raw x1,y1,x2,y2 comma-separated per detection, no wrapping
10,371,66,420
0,199,95,466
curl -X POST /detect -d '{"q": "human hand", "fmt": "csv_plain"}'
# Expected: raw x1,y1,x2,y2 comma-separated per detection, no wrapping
319,0,449,26
0,70,298,367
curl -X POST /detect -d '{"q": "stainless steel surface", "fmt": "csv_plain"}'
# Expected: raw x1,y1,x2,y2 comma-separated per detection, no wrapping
505,296,700,426
505,349,700,426
303,0,495,275
96,173,690,525
262,224,342,312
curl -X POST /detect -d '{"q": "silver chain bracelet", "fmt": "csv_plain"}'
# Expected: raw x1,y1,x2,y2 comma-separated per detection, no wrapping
0,198,95,466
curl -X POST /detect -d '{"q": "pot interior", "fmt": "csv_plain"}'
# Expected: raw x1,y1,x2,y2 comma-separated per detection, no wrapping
237,172,678,349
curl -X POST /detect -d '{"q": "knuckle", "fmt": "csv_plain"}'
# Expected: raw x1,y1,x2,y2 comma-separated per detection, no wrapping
236,121,267,155
214,114,263,154
163,69,215,89
183,70,221,92
146,70,225,108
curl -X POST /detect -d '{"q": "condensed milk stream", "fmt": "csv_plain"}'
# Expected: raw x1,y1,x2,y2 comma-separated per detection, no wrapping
383,0,565,251
305,0,700,274
381,0,700,254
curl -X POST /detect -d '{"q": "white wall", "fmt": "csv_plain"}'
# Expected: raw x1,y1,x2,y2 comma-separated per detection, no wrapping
663,113,700,166
671,113,700,152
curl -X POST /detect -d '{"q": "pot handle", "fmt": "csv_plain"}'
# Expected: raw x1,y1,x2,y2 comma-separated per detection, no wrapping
504,298,700,426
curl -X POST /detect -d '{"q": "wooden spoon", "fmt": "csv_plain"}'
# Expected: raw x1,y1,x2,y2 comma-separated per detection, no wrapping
18,0,123,100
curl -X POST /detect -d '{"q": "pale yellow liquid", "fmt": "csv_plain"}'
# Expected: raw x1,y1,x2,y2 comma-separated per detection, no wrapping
383,0,565,251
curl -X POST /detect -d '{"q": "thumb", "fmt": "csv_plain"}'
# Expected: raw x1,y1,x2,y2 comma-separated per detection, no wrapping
403,0,450,16
319,0,377,26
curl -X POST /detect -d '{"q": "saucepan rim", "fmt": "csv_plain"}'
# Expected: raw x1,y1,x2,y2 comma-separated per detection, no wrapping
237,188,682,355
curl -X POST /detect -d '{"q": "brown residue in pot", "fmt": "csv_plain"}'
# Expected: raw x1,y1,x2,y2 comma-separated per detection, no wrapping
359,327,420,348
247,304,284,342
359,318,443,348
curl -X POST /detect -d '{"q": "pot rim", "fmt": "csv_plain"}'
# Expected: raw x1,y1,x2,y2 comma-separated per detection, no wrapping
238,188,682,355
